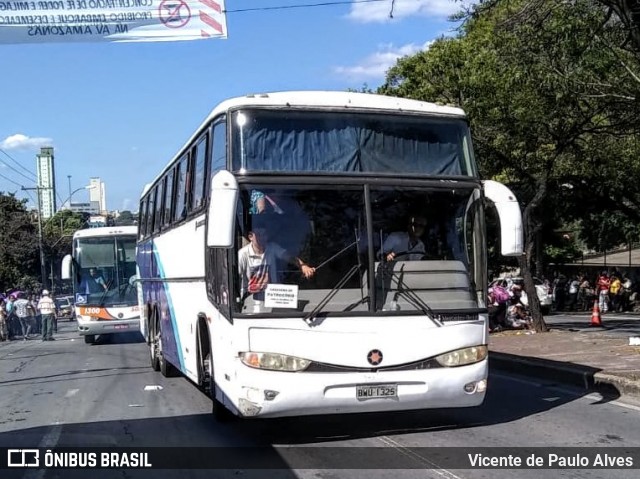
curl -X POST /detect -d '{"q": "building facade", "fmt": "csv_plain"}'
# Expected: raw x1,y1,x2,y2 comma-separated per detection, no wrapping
68,202,100,215
89,177,107,214
36,147,56,219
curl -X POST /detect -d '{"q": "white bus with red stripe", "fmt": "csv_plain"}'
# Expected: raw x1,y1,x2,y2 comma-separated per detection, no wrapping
61,226,140,344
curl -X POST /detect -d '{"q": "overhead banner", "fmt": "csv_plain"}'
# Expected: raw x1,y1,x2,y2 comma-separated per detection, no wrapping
0,0,227,43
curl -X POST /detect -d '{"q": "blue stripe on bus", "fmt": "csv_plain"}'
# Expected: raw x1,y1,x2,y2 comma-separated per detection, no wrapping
152,245,185,372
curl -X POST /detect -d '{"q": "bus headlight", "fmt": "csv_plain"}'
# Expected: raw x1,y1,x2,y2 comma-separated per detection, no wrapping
435,346,488,367
239,352,311,372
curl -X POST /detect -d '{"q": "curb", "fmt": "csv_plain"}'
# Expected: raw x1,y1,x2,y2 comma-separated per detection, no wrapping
489,352,640,398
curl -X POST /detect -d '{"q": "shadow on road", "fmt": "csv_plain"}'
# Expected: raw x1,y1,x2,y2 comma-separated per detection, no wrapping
0,365,594,449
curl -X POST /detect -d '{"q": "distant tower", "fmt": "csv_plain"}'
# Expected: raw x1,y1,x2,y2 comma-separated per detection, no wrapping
36,147,56,219
89,177,107,214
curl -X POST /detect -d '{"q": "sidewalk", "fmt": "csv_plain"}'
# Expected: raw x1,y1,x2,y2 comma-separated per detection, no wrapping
489,312,640,398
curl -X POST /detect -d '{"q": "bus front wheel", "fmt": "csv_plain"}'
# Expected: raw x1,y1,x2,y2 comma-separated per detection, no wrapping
203,353,234,422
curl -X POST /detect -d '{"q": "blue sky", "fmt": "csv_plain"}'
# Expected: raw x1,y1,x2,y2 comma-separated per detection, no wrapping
0,0,467,213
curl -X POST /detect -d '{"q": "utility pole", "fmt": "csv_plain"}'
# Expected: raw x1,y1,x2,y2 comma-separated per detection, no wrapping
22,185,48,290
67,175,72,206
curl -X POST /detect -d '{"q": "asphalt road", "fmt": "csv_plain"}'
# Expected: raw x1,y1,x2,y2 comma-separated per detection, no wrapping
1,320,640,479
544,312,640,337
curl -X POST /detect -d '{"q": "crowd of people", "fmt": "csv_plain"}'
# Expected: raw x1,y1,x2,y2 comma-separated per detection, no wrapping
488,283,533,332
489,270,639,333
0,290,59,342
548,271,637,314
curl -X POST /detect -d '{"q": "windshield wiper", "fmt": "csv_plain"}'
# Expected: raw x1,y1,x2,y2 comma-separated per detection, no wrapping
380,263,443,326
97,280,113,307
303,264,361,325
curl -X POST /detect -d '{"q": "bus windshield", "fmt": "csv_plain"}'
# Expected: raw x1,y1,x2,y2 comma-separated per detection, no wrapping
232,184,485,316
231,109,477,177
74,235,137,307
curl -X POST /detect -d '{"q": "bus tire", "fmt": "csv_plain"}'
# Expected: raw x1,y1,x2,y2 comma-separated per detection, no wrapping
204,352,235,422
149,308,160,371
84,335,95,344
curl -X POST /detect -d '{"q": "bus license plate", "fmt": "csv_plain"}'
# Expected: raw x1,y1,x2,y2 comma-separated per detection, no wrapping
113,325,128,330
356,384,397,400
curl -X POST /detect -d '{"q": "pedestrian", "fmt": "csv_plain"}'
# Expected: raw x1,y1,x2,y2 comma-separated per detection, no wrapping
567,276,580,311
13,292,36,340
0,299,8,341
30,294,41,335
609,274,623,312
37,290,56,341
5,295,17,340
596,271,611,313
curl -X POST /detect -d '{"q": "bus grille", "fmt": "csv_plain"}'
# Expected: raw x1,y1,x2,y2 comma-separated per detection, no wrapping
305,356,442,373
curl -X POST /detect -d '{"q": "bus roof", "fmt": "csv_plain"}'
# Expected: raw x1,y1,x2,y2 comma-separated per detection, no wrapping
143,91,467,196
72,226,138,240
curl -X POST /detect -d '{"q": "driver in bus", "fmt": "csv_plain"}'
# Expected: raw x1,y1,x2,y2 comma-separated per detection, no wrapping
238,222,316,303
80,268,109,294
380,214,427,262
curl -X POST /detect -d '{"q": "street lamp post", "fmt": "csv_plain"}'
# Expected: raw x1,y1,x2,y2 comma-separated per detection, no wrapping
62,185,95,212
22,184,95,290
21,185,50,290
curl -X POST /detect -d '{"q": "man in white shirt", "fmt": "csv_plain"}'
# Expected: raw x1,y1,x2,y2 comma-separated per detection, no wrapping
238,226,316,304
380,215,427,261
37,290,57,341
13,293,35,341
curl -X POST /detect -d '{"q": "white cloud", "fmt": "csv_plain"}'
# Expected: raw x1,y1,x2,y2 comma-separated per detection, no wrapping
347,0,471,23
334,40,434,81
0,133,53,150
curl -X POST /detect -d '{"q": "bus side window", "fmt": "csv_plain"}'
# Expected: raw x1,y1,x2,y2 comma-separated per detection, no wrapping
174,155,188,222
154,177,165,233
163,169,175,228
211,120,226,173
185,152,193,215
192,134,208,211
206,248,231,321
146,187,157,236
139,198,148,238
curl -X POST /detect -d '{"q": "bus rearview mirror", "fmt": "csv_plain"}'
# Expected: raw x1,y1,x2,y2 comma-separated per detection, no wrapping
482,180,523,256
61,254,72,280
207,170,239,248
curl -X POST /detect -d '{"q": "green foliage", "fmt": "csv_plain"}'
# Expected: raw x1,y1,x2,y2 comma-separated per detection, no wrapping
43,209,87,237
115,210,135,226
43,209,87,266
0,193,40,291
378,0,640,331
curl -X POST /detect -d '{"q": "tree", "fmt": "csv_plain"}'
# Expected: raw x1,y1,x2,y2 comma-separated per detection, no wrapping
115,210,135,226
42,210,88,293
0,193,40,291
380,0,640,331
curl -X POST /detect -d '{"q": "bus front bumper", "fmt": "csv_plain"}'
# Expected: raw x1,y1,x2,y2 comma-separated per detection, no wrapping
77,318,140,336
223,359,488,419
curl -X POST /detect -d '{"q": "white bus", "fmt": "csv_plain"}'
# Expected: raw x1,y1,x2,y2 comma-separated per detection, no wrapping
137,91,523,420
61,226,140,344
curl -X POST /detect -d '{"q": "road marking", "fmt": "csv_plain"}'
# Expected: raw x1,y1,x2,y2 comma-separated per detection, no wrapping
144,385,163,391
65,389,79,398
377,435,464,479
582,393,640,412
494,372,640,411
23,424,62,479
